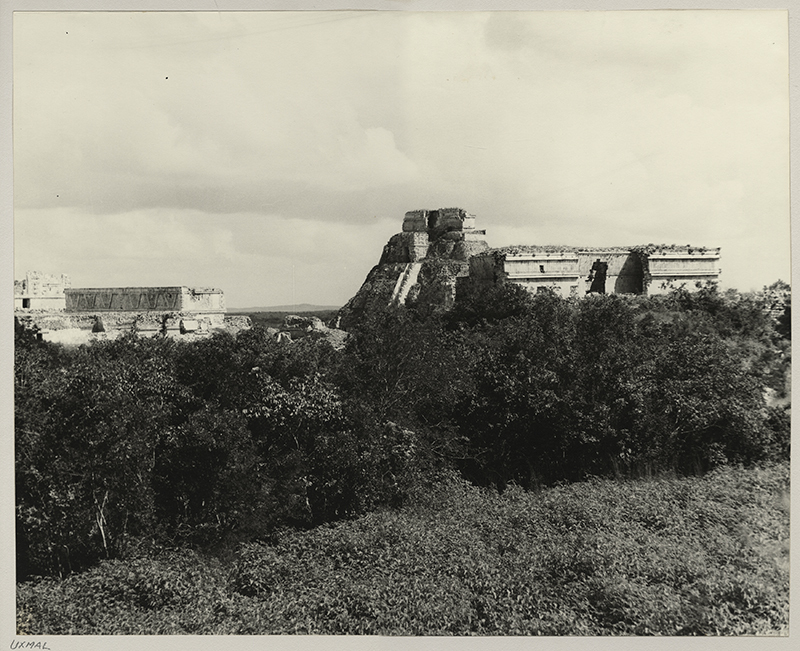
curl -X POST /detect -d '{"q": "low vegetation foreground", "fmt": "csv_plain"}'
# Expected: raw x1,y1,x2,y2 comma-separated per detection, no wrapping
17,463,789,635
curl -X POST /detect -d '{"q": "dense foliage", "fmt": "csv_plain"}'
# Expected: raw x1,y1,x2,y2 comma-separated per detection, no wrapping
17,462,789,635
15,281,790,633
15,283,790,579
448,284,789,487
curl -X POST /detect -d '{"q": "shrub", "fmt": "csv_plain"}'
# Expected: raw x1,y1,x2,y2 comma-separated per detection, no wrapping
18,463,789,635
455,290,785,486
15,336,188,575
153,408,271,547
445,281,535,329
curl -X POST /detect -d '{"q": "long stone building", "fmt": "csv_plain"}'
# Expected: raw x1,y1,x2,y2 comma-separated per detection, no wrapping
65,286,225,316
469,244,721,297
14,275,240,343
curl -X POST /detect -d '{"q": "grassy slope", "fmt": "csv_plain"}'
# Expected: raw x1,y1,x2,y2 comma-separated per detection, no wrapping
17,463,789,636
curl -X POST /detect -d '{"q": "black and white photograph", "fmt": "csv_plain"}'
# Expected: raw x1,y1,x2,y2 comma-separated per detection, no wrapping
3,0,793,645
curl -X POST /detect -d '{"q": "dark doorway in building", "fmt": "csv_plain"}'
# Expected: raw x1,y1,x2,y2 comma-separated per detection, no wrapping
427,210,440,230
587,260,608,294
22,298,30,308
614,253,644,294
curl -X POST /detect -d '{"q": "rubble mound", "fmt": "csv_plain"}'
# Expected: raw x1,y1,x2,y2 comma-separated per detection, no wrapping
276,314,349,350
14,311,252,346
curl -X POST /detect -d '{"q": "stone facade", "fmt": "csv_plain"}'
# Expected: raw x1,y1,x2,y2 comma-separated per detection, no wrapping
470,245,721,297
382,208,489,264
644,248,722,295
65,286,225,314
14,271,71,310
402,207,478,235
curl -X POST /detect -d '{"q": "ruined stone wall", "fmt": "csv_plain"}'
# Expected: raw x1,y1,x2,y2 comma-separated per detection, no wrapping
17,310,226,333
15,296,68,310
402,210,428,233
427,235,488,262
380,232,430,264
15,310,245,346
402,207,476,234
180,287,226,313
436,207,476,231
16,270,71,296
405,232,431,262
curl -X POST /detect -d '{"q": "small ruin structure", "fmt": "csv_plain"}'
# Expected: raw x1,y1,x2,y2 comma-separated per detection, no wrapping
14,270,71,310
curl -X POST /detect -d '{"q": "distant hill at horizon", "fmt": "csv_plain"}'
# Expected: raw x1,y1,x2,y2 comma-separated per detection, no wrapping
228,304,341,313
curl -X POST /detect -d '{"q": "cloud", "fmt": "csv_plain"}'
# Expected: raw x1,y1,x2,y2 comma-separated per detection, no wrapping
15,207,235,271
12,11,789,301
14,12,417,218
14,206,399,306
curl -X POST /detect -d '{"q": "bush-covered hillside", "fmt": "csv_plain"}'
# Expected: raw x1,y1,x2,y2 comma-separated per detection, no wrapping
17,463,789,635
15,282,790,634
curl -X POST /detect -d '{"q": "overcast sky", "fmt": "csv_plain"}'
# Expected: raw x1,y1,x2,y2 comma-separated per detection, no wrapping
13,10,789,307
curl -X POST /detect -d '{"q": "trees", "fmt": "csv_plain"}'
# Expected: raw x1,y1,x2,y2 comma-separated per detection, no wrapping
445,281,535,330
568,296,640,477
452,287,785,487
335,307,471,426
331,307,473,512
15,280,787,578
153,407,266,547
628,328,770,473
453,291,578,487
15,334,187,575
